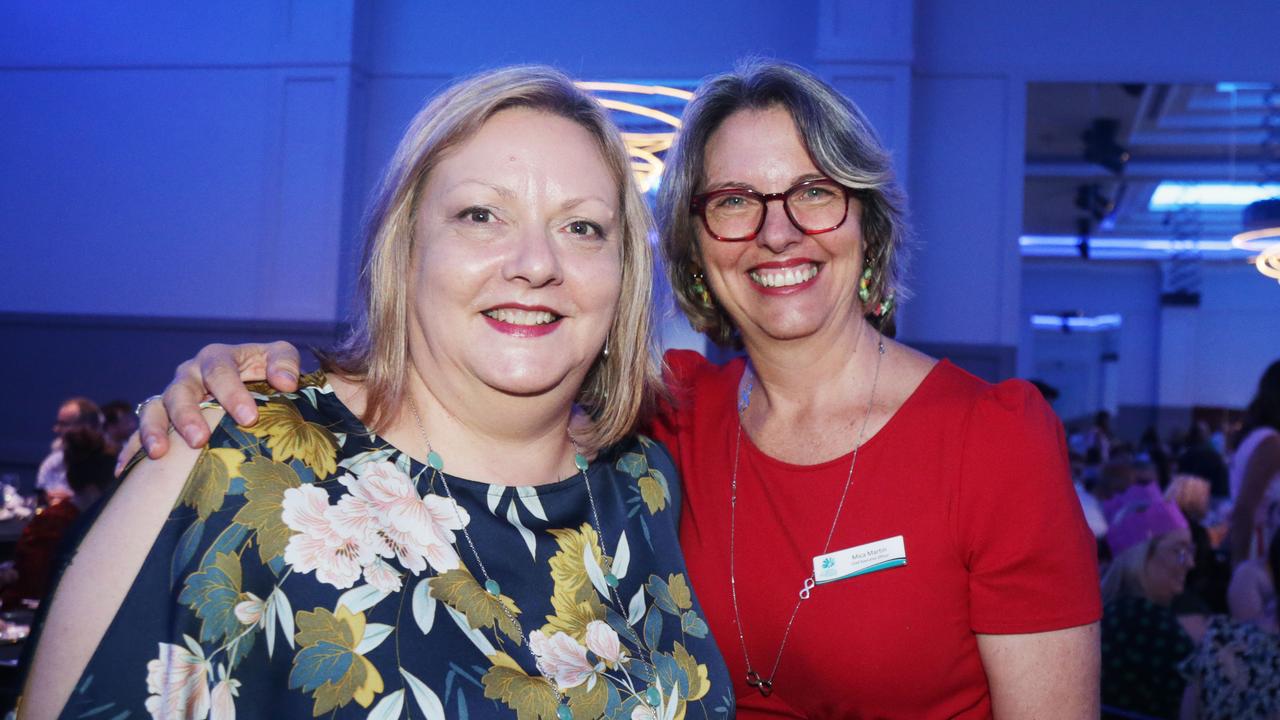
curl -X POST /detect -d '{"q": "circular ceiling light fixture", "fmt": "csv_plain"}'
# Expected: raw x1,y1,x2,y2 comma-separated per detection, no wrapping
577,82,694,193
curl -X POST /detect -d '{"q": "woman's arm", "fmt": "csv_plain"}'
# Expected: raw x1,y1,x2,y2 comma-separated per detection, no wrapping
21,408,223,717
137,342,299,457
977,623,1100,719
1227,559,1266,622
1229,433,1280,566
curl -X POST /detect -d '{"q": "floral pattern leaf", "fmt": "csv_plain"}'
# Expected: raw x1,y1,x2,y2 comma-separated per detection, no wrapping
643,605,663,650
366,687,405,720
615,452,648,479
516,485,548,521
355,623,393,655
170,519,206,589
429,568,523,646
645,575,679,616
542,595,606,642
667,573,692,611
274,587,296,650
180,447,244,520
627,586,646,626
399,668,447,720
290,606,384,714
444,604,497,657
680,610,709,639
673,642,710,702
411,578,437,635
242,398,339,478
566,672,608,719
231,456,302,564
337,584,391,615
547,524,608,608
481,658,560,720
638,475,666,514
582,541,609,600
654,653,689,716
612,531,631,581
177,550,243,646
506,500,538,560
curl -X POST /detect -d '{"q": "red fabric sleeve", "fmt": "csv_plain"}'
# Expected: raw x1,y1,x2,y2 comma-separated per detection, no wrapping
648,349,706,461
956,379,1102,633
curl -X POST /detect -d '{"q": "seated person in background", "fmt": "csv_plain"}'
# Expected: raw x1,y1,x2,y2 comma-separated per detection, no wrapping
1168,474,1230,615
35,397,101,503
100,400,138,457
0,427,115,609
1179,421,1230,500
1100,483,1201,720
1182,527,1280,719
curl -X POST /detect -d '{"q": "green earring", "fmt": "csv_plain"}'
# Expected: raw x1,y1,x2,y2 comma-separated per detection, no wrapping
858,266,872,303
691,271,712,307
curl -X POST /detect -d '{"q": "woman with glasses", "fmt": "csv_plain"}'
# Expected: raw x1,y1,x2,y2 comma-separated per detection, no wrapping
1099,483,1200,718
136,60,1100,717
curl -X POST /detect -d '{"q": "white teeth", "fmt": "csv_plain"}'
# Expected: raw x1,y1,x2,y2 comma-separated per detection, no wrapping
748,264,818,288
484,309,557,326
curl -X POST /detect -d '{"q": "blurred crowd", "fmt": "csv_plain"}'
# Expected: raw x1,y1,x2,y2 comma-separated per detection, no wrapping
1063,359,1280,719
0,397,135,612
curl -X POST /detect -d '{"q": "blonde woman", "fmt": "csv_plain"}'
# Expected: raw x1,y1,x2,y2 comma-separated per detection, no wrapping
23,67,729,719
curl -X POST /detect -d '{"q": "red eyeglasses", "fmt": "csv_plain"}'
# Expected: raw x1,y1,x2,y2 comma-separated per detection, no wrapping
690,177,853,242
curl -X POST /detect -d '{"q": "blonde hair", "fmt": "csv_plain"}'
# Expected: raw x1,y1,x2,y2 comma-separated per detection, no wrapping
1165,474,1211,523
321,66,660,450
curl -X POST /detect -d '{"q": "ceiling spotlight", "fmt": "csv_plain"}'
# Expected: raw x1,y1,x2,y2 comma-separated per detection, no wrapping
1082,118,1130,176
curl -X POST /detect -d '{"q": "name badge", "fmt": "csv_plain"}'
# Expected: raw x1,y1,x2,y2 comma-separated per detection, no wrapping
813,535,906,585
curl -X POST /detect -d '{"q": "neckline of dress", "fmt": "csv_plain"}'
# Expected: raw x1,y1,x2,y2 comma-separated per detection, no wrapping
730,357,951,473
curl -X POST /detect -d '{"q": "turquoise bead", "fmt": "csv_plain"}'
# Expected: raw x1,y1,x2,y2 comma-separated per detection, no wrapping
427,451,443,470
556,706,573,720
646,687,660,705
605,573,619,588
574,453,588,472
484,579,501,596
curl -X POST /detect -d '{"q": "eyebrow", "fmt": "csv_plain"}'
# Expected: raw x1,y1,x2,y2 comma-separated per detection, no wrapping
559,195,616,214
701,172,829,193
452,180,516,199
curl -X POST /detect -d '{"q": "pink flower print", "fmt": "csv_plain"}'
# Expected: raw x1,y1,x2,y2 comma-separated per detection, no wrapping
233,592,263,626
584,620,623,665
528,630,595,691
281,484,370,589
362,558,403,593
144,641,211,720
209,678,240,720
332,461,468,575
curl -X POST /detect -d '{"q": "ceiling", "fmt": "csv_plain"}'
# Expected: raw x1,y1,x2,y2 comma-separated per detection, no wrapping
1023,82,1277,255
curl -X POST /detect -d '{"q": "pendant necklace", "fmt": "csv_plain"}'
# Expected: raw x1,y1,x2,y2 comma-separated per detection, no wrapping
408,400,626,720
728,330,884,697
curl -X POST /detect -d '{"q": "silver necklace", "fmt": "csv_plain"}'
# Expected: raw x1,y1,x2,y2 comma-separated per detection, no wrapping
407,400,625,720
728,331,885,697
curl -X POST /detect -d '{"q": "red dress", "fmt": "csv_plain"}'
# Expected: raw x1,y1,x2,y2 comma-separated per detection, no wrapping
651,350,1101,718
2,499,81,609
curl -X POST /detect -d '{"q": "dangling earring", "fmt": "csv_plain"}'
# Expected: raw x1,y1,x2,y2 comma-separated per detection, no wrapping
691,270,712,307
602,334,610,358
859,264,895,317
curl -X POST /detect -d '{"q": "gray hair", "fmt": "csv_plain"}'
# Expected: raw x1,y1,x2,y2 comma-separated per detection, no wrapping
656,59,910,346
1100,537,1153,604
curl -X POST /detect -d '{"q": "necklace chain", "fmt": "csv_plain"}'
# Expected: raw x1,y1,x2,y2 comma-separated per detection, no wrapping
407,400,623,717
728,331,885,697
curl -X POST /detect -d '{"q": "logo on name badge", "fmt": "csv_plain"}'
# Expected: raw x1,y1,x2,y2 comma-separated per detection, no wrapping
812,535,906,585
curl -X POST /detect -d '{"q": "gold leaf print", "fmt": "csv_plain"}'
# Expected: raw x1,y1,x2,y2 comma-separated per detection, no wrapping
673,641,710,702
668,573,693,611
231,456,302,563
482,656,561,720
429,568,523,645
638,475,666,514
242,398,339,477
179,447,244,520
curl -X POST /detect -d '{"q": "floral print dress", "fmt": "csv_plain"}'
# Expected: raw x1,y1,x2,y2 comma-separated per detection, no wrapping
53,374,731,719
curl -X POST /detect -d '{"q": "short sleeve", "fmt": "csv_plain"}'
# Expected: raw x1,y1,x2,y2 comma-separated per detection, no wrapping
957,379,1102,633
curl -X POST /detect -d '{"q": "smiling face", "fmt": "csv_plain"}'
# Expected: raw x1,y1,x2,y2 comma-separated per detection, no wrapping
697,105,864,345
407,107,622,400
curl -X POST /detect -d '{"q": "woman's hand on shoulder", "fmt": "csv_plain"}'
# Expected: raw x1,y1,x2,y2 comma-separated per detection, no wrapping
137,341,301,458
